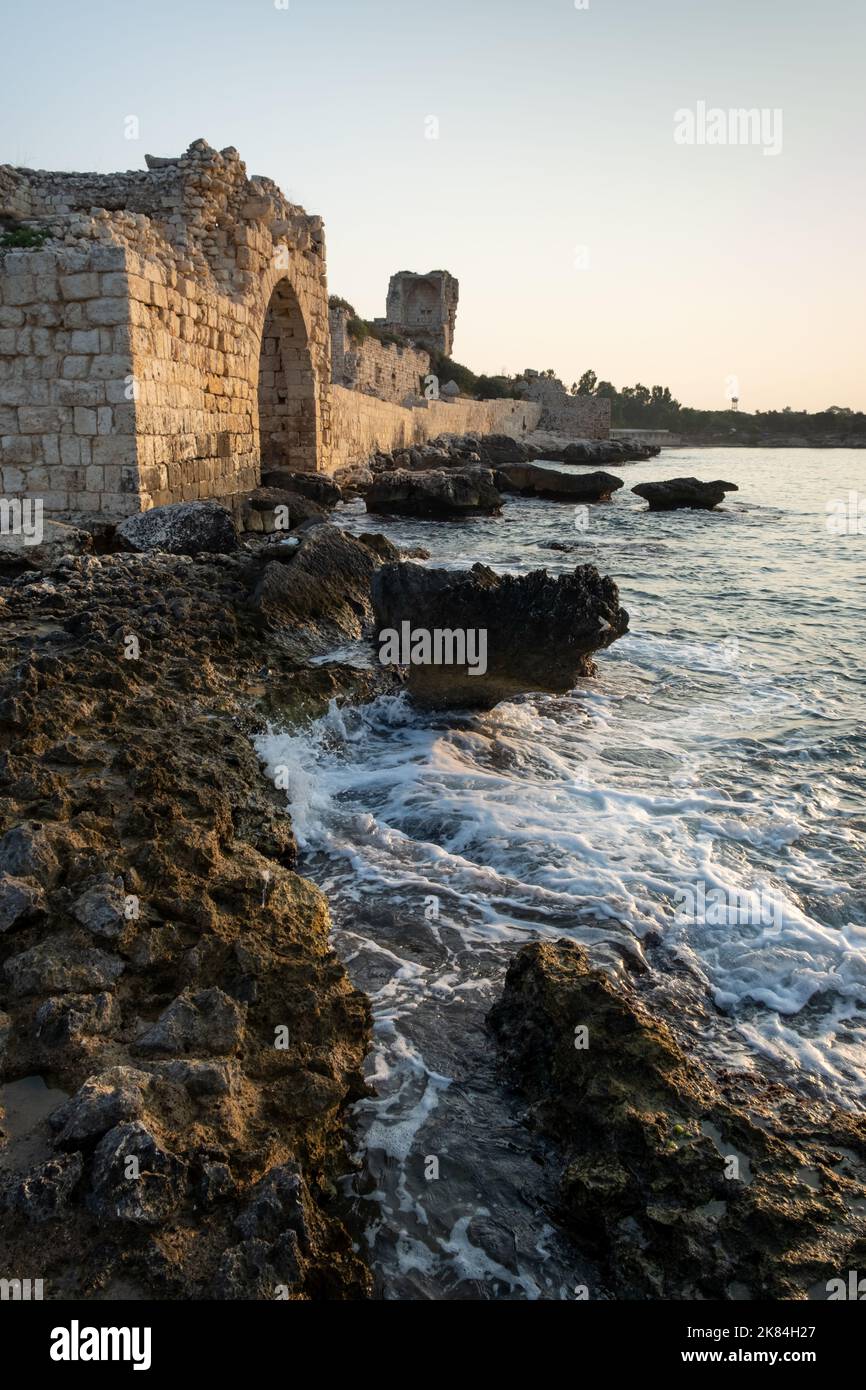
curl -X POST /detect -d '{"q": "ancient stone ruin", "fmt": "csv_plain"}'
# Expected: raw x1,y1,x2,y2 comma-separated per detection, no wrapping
0,141,611,520
0,140,332,516
375,270,458,357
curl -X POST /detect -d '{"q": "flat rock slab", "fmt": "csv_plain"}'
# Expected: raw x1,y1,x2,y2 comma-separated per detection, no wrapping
366,467,502,519
497,463,624,501
632,477,738,510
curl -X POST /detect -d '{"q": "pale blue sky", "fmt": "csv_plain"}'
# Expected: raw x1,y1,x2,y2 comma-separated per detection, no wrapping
3,0,864,410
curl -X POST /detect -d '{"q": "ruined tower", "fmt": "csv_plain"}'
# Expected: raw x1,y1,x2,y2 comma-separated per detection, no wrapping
376,270,459,358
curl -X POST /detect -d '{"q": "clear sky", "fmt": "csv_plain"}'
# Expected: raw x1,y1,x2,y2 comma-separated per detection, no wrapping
3,0,864,411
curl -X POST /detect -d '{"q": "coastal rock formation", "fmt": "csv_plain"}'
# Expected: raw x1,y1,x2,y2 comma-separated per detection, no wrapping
632,477,739,510
116,500,240,555
561,439,659,465
496,463,624,501
0,527,407,1300
260,470,342,508
249,521,398,656
490,940,866,1300
366,467,502,519
372,561,629,708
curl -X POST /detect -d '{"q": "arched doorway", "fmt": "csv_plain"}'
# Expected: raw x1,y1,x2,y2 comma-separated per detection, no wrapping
257,277,318,473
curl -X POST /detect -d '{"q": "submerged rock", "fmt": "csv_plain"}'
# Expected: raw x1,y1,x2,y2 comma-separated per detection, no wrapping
372,560,628,709
490,940,866,1299
367,467,502,519
496,463,624,501
632,477,739,510
116,501,240,555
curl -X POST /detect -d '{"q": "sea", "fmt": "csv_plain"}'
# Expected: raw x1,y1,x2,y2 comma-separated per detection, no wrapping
256,448,866,1299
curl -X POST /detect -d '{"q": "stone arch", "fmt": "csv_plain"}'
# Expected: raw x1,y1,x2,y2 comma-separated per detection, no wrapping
256,274,319,473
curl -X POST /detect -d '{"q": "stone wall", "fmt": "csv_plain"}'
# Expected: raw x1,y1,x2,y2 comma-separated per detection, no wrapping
329,387,541,474
329,304,430,404
0,140,331,515
517,371,611,439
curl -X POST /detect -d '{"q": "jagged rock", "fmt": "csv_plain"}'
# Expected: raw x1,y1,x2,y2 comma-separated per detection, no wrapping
496,463,624,501
356,532,401,563
367,467,502,519
234,1161,311,1250
1,1152,84,1222
71,874,128,939
0,822,61,885
372,561,628,709
332,463,373,494
250,522,382,647
489,940,866,1299
4,940,124,996
34,992,120,1046
260,470,342,507
215,1234,302,1300
159,1059,231,1097
50,1067,151,1147
134,987,246,1057
0,873,45,932
632,477,739,510
241,488,326,534
88,1121,187,1225
116,501,240,555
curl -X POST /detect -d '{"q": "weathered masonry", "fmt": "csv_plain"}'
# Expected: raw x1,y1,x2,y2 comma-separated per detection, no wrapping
0,140,331,515
0,142,606,519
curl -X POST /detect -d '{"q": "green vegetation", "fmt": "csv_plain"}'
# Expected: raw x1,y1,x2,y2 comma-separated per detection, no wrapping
570,368,866,440
0,224,51,249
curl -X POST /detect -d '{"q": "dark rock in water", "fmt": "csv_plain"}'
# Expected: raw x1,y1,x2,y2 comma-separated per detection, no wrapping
490,940,866,1300
116,501,240,555
259,470,342,507
88,1120,187,1225
496,462,624,501
357,532,402,563
367,467,502,519
632,477,739,510
543,541,578,552
560,439,660,465
372,560,628,709
1,1151,83,1222
133,987,246,1057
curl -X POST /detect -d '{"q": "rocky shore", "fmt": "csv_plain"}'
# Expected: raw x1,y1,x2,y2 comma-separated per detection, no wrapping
0,440,858,1303
0,515,404,1300
490,942,866,1299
